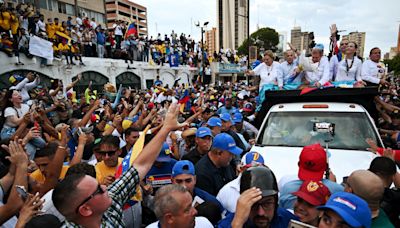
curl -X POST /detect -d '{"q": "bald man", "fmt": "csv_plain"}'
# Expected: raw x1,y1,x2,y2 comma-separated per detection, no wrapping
345,170,394,228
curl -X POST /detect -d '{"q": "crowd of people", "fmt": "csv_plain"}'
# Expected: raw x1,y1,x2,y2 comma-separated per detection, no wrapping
1,2,400,228
0,42,399,227
0,2,242,69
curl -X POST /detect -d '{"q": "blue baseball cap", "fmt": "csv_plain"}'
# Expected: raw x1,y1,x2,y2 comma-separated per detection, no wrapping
220,113,232,122
196,127,213,138
314,43,324,51
156,142,172,162
244,151,264,165
232,112,243,124
172,160,195,177
212,133,242,155
207,117,222,127
318,192,371,228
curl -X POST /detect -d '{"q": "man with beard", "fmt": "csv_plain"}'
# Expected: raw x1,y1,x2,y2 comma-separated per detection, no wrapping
219,166,297,228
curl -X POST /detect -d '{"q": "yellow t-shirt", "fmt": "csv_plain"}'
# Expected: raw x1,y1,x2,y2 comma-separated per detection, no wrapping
30,166,69,184
10,15,19,35
47,23,57,39
95,158,123,185
0,11,11,30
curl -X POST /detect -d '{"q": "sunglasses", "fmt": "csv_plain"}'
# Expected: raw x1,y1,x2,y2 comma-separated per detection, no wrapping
75,184,105,213
97,150,117,157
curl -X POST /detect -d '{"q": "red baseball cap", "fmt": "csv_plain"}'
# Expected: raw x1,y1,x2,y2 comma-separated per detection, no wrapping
298,143,327,181
293,180,331,206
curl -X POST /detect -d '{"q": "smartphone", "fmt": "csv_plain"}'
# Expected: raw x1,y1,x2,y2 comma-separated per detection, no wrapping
16,185,28,201
77,127,83,136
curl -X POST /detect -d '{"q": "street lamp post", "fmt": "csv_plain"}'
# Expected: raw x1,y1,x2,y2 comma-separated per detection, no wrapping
196,21,209,85
238,0,250,84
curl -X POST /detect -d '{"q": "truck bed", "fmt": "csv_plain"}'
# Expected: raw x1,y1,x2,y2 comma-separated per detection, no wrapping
255,86,379,128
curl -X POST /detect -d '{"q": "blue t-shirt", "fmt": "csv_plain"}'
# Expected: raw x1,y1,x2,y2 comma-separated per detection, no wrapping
218,207,298,228
194,187,224,212
217,106,238,115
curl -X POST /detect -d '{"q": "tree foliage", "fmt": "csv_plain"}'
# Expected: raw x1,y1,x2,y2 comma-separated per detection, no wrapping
237,27,279,55
383,54,400,76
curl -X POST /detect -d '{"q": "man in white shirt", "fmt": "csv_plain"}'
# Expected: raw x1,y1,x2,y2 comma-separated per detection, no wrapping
90,18,97,29
75,14,83,26
361,47,390,86
280,50,302,87
304,44,330,87
329,39,348,81
113,20,123,49
147,184,213,228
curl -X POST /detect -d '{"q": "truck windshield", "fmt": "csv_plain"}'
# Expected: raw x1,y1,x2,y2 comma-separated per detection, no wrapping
258,112,381,150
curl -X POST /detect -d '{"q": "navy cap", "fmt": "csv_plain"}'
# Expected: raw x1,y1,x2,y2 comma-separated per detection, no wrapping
318,192,371,228
220,113,232,122
232,112,243,124
244,151,264,165
172,160,195,177
207,117,222,127
156,142,172,162
196,127,213,138
212,133,242,155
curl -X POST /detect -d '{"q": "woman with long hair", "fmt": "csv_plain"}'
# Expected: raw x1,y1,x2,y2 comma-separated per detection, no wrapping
332,41,365,87
0,89,30,140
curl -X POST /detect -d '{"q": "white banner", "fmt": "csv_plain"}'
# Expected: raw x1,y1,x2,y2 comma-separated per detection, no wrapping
29,35,53,61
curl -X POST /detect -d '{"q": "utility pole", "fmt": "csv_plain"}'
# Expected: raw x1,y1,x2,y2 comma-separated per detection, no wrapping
75,0,78,17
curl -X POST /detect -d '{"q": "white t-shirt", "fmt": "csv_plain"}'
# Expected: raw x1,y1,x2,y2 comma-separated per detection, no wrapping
41,189,65,222
114,24,123,36
146,216,213,228
361,59,385,84
3,104,29,128
253,61,282,87
76,17,82,26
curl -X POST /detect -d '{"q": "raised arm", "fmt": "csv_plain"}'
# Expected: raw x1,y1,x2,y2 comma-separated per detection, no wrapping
133,103,187,180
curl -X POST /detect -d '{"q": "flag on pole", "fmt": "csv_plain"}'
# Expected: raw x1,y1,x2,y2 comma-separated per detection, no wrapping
125,22,138,39
115,125,151,209
179,89,191,113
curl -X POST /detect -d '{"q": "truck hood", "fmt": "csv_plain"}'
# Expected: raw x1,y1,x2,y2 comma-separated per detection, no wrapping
248,146,378,186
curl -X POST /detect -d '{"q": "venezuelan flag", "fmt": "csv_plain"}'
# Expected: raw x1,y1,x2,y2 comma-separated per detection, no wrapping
115,125,151,209
179,89,191,113
125,22,138,39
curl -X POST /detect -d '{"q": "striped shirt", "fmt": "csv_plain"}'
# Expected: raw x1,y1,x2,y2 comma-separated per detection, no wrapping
62,166,140,228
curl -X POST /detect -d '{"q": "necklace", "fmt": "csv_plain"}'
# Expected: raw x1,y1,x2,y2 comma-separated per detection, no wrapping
345,56,354,76
266,64,273,76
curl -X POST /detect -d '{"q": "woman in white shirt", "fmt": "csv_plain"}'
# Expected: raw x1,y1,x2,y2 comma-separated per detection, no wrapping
1,90,30,140
246,50,281,111
332,42,364,87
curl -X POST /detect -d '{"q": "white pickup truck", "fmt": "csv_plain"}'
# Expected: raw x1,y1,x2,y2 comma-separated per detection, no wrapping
251,88,383,186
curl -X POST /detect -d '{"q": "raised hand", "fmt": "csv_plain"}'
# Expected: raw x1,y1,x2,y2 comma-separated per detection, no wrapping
163,103,188,131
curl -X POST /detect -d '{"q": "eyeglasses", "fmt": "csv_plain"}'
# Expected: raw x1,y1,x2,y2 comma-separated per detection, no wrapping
75,184,105,213
97,150,117,157
174,178,193,184
251,199,275,212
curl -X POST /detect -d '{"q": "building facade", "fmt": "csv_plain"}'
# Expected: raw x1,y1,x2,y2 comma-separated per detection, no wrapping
216,0,249,51
290,26,312,55
105,0,148,37
205,27,217,57
342,31,366,58
6,0,106,25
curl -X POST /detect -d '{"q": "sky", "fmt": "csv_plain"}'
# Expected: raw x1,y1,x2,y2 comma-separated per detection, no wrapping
132,0,399,57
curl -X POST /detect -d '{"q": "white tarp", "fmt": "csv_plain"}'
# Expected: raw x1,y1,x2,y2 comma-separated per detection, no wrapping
29,35,53,61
